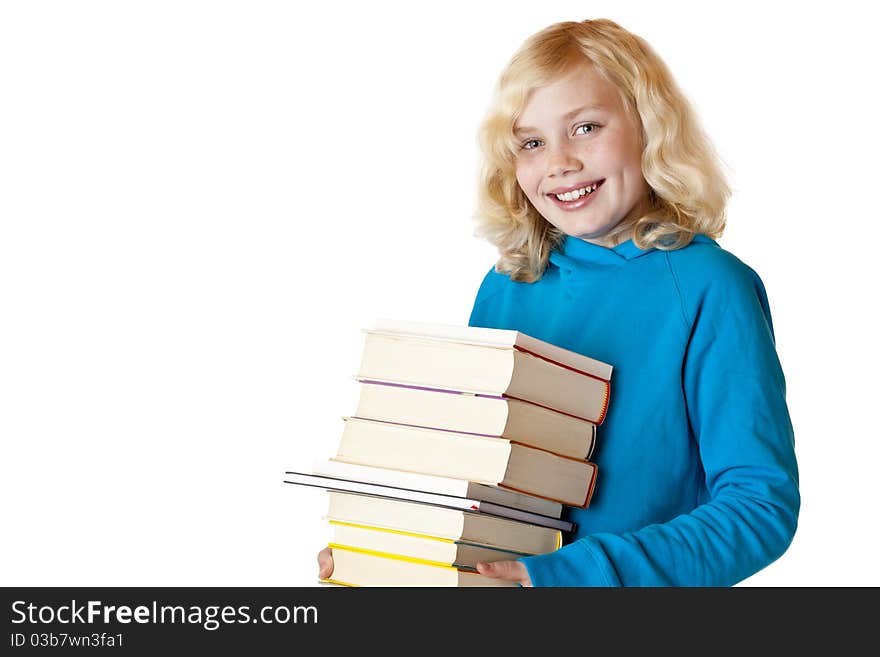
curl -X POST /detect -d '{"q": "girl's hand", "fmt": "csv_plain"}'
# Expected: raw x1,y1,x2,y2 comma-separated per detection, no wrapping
475,560,533,586
320,548,532,586
317,547,334,580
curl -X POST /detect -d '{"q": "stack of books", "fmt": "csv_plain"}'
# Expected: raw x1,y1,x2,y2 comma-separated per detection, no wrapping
285,319,613,587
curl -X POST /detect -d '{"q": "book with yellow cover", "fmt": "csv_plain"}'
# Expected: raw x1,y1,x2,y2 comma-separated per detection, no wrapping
328,520,534,569
325,490,562,555
323,545,518,588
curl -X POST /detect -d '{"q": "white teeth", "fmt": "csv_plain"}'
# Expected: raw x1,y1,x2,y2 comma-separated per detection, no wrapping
555,183,598,202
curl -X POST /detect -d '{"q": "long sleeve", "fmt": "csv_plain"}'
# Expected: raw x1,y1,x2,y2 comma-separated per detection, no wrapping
469,239,800,587
518,258,799,586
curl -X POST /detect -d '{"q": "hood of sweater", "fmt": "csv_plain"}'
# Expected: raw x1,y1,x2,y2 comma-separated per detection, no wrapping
549,234,715,272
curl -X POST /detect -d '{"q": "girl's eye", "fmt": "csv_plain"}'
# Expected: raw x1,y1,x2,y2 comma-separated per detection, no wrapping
519,124,598,150
574,123,598,135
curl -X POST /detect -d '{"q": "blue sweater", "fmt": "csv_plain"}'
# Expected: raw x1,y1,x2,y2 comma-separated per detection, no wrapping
468,235,800,586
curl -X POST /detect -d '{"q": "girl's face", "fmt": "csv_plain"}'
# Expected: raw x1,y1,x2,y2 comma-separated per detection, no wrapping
514,64,650,246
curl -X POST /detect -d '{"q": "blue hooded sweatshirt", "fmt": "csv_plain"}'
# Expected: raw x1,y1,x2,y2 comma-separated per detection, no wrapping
468,234,800,586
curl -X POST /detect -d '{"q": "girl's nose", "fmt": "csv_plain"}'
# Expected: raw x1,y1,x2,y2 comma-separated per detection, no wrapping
547,142,582,177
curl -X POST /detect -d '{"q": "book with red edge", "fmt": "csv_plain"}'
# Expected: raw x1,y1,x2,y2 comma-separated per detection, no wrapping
352,379,597,460
358,319,612,424
334,416,599,509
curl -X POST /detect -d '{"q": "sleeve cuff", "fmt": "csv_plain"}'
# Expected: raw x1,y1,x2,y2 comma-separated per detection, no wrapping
520,537,619,587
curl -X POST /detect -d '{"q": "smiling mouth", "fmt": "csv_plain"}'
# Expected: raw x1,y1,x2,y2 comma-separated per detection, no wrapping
547,179,605,201
546,179,605,208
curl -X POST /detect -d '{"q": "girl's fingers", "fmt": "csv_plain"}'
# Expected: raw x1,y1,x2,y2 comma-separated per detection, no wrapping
317,547,334,579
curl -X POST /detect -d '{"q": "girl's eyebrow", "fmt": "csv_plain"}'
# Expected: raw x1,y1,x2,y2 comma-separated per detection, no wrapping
514,104,605,135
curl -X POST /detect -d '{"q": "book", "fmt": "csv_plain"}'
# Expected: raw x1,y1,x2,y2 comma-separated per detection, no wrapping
373,318,613,380
283,470,575,532
325,490,562,555
335,416,598,508
323,545,518,587
311,458,563,519
358,319,612,424
328,520,531,569
353,380,596,460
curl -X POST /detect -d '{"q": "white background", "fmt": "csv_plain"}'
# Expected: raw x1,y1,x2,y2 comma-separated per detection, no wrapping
1,0,877,587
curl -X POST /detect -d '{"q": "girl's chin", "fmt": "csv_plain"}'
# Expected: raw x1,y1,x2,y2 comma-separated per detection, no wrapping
554,223,632,247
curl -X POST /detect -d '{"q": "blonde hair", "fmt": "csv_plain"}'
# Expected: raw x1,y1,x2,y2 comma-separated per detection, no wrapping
475,19,730,282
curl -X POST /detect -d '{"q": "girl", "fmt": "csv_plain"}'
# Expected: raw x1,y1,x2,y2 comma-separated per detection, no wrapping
319,18,799,586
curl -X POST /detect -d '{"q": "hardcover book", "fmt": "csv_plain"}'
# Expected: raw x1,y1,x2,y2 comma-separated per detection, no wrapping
335,416,598,508
358,319,612,424
325,490,563,555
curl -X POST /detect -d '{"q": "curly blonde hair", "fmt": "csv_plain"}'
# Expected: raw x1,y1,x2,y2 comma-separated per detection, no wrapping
475,19,730,282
